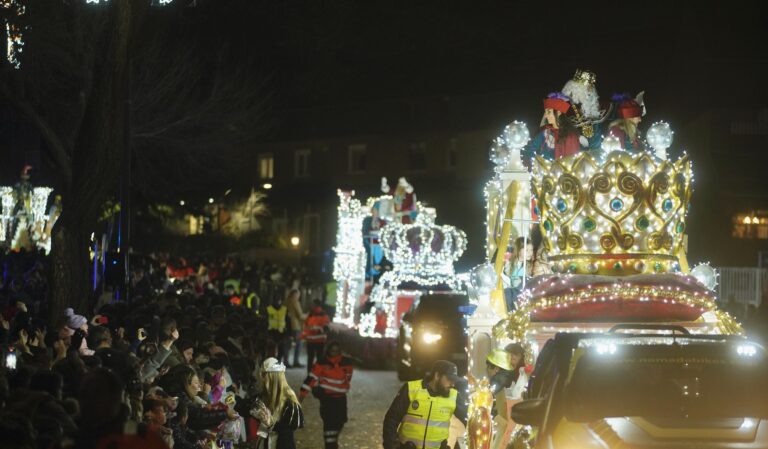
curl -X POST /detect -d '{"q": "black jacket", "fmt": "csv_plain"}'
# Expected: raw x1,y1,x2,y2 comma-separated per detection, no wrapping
382,379,467,449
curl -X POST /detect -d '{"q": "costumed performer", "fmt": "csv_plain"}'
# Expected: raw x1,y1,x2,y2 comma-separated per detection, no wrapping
380,176,417,224
607,92,646,152
524,92,581,161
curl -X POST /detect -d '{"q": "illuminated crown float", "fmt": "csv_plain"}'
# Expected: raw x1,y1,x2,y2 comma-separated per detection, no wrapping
486,73,740,349
380,207,467,286
362,208,467,338
532,149,691,276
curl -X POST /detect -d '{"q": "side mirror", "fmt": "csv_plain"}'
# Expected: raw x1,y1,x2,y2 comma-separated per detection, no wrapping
511,399,547,426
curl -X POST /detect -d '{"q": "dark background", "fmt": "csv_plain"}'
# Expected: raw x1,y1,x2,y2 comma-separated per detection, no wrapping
2,0,768,267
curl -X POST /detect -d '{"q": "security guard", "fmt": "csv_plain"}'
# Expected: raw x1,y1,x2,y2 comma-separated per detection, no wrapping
383,360,468,449
267,296,289,364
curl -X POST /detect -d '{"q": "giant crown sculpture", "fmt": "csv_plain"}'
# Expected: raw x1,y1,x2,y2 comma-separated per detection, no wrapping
532,150,692,276
380,207,467,283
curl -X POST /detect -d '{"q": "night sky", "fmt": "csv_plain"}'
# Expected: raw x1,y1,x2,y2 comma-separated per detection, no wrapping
2,0,768,265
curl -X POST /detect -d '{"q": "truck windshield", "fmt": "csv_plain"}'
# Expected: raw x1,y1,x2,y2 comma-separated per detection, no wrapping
565,342,768,422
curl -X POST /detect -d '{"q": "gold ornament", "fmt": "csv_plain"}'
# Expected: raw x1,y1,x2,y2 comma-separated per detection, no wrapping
533,151,693,275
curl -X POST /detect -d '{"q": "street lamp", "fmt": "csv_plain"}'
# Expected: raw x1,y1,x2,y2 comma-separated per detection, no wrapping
262,183,273,190
290,236,300,248
208,198,214,204
179,200,185,206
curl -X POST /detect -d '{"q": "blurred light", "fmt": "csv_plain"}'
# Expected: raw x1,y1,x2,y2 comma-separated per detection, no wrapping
743,216,752,224
208,198,214,204
596,343,617,355
290,236,300,247
179,200,185,206
741,418,756,429
262,183,273,190
422,331,442,344
225,189,232,196
736,344,757,357
753,216,760,225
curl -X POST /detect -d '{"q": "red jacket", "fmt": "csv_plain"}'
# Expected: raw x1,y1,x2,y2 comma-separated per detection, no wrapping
303,309,330,344
300,355,353,398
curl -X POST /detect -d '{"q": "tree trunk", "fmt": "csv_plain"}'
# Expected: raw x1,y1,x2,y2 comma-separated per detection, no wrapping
49,215,92,325
49,0,134,325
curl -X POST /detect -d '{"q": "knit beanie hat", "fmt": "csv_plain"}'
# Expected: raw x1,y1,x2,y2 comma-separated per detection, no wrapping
64,308,87,330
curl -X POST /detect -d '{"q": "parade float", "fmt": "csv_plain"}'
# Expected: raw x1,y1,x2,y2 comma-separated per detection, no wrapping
332,178,467,338
464,70,739,449
0,166,61,254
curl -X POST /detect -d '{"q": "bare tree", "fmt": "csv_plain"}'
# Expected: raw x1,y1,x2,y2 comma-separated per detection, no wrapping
0,0,270,322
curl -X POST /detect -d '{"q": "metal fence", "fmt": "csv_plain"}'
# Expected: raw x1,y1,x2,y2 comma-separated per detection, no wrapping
717,267,768,306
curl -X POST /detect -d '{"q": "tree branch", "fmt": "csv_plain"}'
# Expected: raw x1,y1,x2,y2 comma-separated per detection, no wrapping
0,80,73,183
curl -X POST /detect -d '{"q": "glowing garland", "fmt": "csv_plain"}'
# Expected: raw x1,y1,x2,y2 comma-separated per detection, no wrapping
493,279,743,344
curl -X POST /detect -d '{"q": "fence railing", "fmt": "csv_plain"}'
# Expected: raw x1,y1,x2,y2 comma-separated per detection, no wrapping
717,267,768,306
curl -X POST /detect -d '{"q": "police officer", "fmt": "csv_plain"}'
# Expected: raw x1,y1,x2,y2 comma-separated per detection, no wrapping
383,360,468,449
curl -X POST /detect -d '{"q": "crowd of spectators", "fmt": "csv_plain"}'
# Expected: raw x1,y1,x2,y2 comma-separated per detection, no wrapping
0,251,327,449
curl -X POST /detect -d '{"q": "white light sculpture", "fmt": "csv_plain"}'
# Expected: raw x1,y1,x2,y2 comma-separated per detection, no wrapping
332,190,367,325
0,186,15,242
646,121,674,160
0,183,58,254
360,208,467,337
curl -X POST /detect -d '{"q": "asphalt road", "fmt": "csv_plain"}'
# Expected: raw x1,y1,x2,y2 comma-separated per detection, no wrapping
285,364,401,449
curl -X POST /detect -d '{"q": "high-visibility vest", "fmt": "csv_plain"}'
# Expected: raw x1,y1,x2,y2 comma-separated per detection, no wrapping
324,282,337,307
303,314,330,343
300,355,353,398
267,305,287,333
398,380,457,449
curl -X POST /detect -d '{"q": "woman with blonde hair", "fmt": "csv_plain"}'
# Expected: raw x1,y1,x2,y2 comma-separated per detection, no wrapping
260,358,303,449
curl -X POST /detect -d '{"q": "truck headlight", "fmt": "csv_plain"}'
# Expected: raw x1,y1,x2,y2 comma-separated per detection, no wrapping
422,331,442,344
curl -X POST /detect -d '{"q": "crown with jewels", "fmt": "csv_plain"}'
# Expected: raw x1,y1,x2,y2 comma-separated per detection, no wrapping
532,150,692,275
380,208,467,279
573,69,597,86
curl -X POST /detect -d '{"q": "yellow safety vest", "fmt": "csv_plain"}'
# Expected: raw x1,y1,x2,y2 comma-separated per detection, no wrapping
398,380,457,449
267,305,287,333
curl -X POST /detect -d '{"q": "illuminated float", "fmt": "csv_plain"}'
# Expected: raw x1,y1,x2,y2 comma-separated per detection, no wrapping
0,166,61,254
465,71,739,449
332,180,467,338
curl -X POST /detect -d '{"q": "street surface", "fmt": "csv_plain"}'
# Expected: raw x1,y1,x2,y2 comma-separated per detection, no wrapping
286,365,401,449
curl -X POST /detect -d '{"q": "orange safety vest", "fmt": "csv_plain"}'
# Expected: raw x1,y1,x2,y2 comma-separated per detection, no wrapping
303,313,330,343
300,355,353,398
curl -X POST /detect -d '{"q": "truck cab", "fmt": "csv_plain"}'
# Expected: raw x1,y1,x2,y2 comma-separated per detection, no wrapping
397,292,469,381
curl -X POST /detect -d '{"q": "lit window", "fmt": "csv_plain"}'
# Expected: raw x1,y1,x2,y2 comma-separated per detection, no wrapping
348,144,367,173
294,149,311,178
258,154,274,180
733,213,768,239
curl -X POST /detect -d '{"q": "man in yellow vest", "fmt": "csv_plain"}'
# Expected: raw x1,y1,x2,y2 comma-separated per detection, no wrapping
267,296,290,365
383,360,467,449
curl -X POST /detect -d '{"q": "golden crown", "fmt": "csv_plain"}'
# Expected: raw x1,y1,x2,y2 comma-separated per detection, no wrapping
573,69,596,85
532,150,692,275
